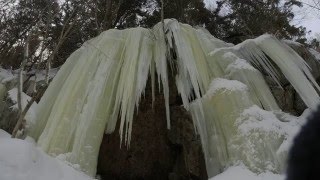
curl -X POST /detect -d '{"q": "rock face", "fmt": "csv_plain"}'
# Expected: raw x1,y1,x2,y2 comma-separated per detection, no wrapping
0,79,18,133
97,79,207,180
266,43,320,116
269,84,306,116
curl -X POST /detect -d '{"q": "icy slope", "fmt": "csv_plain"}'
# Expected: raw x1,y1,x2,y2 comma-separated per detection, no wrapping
0,130,92,180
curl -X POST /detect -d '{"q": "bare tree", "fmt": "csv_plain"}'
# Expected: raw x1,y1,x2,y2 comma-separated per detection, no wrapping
11,2,79,139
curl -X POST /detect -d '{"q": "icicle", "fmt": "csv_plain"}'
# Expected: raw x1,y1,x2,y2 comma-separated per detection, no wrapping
30,28,155,175
164,20,212,109
152,23,171,129
254,35,320,108
190,78,253,177
208,51,280,111
209,34,320,109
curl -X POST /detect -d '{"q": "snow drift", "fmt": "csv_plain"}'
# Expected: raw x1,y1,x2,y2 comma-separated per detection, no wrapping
0,130,91,180
26,19,320,178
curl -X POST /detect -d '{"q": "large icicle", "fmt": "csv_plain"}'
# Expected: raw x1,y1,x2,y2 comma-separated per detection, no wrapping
152,22,171,129
209,35,320,109
29,28,156,176
164,20,213,109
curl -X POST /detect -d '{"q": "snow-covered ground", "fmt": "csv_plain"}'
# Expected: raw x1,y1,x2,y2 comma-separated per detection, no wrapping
0,108,310,180
210,164,284,180
209,108,312,180
0,130,93,180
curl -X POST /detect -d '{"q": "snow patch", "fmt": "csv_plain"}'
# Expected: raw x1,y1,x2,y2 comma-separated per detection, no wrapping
0,130,93,180
209,164,284,180
0,67,15,83
207,78,248,96
7,88,38,126
282,40,303,47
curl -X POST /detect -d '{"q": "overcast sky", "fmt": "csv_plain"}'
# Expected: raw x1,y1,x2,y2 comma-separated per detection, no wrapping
293,0,320,38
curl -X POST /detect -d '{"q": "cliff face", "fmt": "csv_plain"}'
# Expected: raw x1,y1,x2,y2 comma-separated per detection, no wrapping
97,78,208,180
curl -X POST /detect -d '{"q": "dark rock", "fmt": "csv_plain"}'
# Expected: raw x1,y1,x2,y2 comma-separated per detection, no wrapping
0,91,19,133
270,85,297,115
96,78,207,180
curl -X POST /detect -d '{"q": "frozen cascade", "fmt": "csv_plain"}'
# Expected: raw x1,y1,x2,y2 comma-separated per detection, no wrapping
190,79,297,177
209,35,320,109
27,19,320,177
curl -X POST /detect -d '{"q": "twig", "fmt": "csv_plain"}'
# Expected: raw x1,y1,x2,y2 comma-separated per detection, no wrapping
301,1,320,11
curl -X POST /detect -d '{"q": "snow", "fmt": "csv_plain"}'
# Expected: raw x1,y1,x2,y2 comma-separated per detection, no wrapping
203,106,309,180
0,67,15,83
206,78,248,96
282,40,303,47
7,88,38,126
0,129,93,180
33,68,59,82
209,164,284,180
0,66,58,84
225,55,257,72
8,88,32,108
309,48,320,61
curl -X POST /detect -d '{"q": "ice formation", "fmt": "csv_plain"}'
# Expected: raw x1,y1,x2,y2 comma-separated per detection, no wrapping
28,19,320,177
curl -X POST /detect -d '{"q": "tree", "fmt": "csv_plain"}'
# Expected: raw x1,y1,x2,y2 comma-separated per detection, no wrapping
215,0,307,43
0,0,150,68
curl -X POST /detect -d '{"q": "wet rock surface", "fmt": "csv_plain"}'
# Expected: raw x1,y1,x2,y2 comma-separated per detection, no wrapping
96,79,207,180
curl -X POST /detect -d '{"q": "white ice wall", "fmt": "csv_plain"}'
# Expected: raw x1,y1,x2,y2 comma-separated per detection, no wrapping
28,19,320,178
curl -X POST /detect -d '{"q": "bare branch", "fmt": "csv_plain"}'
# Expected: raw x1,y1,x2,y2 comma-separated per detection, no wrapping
301,1,320,11
12,35,29,138
45,8,78,84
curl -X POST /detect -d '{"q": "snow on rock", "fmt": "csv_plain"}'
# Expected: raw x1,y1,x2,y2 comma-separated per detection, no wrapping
0,67,15,83
7,88,38,126
31,68,59,82
8,88,32,108
229,108,289,173
236,106,302,136
282,40,303,47
206,78,248,96
209,164,284,180
309,48,320,61
0,129,93,180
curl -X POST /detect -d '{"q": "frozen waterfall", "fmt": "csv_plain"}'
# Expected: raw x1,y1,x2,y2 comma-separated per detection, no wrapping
28,19,320,177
